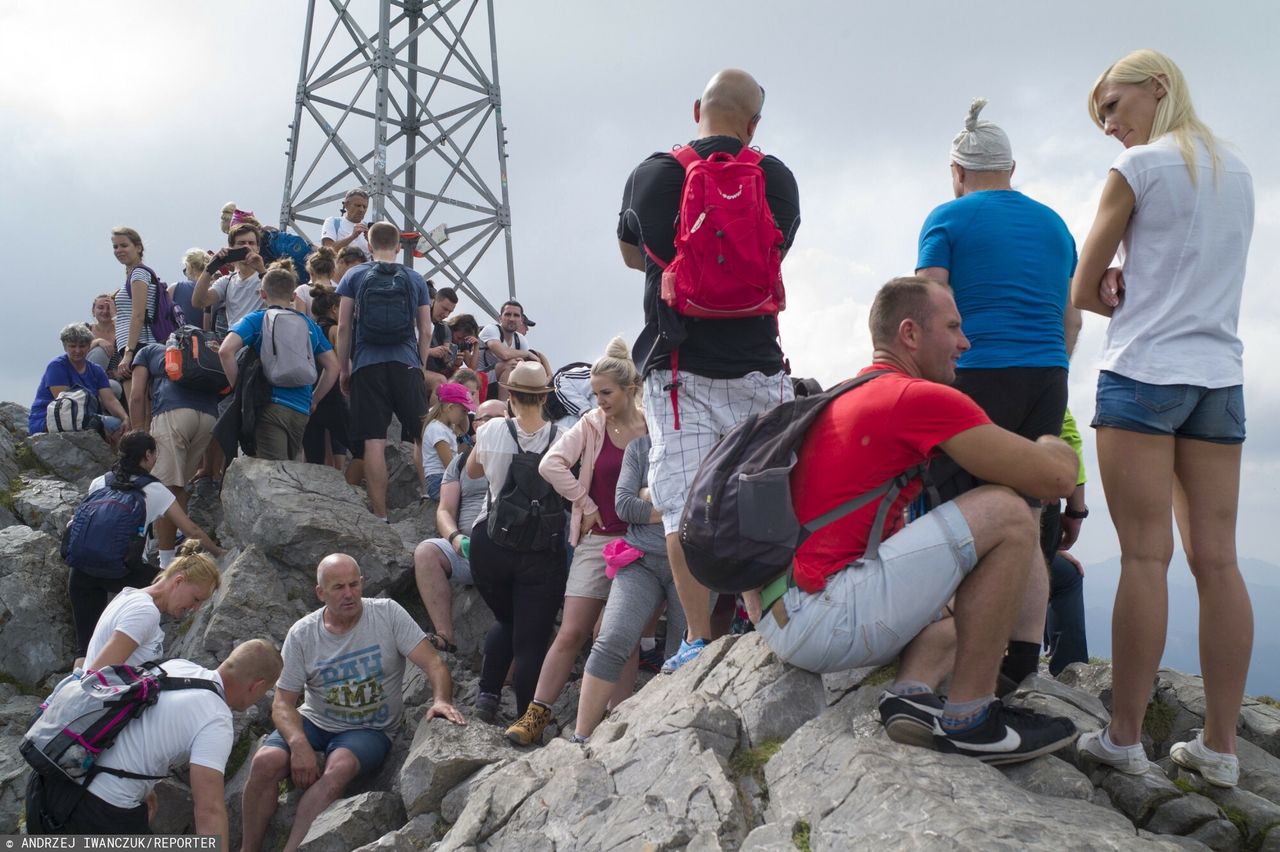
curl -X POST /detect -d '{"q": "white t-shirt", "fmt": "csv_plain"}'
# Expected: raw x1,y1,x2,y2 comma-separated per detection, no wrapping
1102,134,1254,387
89,660,232,808
477,324,525,373
422,419,457,479
83,588,162,669
321,216,369,255
211,271,266,333
294,283,313,316
88,474,176,525
472,417,556,522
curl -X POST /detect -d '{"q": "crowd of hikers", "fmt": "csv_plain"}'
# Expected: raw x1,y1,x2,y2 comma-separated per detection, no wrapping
20,48,1256,843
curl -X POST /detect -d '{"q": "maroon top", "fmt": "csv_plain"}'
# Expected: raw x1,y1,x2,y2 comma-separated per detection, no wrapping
588,435,628,534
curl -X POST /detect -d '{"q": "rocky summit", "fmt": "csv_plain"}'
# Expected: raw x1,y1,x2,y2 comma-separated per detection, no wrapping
2,405,1279,850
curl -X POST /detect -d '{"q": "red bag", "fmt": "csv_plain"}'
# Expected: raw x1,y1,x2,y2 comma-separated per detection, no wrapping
654,144,786,318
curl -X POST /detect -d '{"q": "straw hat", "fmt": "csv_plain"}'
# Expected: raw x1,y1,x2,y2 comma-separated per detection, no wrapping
499,361,553,394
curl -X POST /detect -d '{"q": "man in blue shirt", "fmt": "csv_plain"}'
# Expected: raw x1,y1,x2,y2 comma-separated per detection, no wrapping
219,266,339,461
915,98,1081,690
335,222,433,521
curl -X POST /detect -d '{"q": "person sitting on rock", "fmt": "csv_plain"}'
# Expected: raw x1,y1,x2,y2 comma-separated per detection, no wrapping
25,639,282,843
752,276,1080,766
240,553,464,852
413,399,506,654
29,322,130,442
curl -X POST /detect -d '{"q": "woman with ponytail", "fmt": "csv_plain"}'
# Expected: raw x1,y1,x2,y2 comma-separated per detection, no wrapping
83,540,221,670
503,337,647,746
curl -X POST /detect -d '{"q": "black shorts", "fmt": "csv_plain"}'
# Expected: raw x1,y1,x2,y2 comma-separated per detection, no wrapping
348,362,428,446
931,366,1069,502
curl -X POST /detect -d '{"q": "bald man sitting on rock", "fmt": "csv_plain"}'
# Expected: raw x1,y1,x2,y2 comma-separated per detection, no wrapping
240,553,464,852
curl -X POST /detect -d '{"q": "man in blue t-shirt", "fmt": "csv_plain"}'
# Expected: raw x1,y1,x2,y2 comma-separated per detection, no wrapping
335,221,433,521
29,323,129,437
219,267,338,461
915,98,1081,691
130,337,225,568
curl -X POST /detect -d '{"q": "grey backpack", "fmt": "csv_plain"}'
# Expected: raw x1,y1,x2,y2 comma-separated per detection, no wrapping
260,307,318,388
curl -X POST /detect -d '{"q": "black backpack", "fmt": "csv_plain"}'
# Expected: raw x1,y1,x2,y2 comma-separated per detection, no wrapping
486,420,564,552
679,371,933,593
356,262,416,345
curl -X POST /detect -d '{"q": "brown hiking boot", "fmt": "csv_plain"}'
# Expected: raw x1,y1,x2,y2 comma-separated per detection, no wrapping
506,702,552,747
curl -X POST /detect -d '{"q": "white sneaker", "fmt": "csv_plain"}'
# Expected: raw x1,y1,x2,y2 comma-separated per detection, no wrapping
1171,732,1239,788
1077,727,1151,774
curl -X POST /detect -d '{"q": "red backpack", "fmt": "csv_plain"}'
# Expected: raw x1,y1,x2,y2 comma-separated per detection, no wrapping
645,144,788,429
653,144,786,318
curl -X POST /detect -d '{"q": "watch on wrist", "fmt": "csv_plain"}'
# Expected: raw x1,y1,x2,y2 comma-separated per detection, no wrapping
447,530,462,543
1063,506,1089,519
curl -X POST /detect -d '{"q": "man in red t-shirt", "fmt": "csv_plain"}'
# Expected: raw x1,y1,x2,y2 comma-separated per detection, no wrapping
754,277,1080,766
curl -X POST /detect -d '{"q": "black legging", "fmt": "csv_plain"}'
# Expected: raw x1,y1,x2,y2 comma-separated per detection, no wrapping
67,560,158,658
302,388,350,463
468,520,567,716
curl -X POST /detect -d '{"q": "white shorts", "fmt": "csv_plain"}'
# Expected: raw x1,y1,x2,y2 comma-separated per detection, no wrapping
643,369,792,535
757,501,978,674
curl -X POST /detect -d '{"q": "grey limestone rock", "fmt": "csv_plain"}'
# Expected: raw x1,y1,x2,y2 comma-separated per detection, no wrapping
220,458,409,596
12,476,81,537
0,403,30,441
1143,791,1226,836
399,715,513,819
1000,754,1096,802
0,525,74,683
149,778,194,836
0,736,28,833
25,430,115,489
170,546,313,664
350,813,441,851
298,791,407,852
1171,770,1280,846
1184,818,1244,851
0,423,18,491
1006,672,1111,739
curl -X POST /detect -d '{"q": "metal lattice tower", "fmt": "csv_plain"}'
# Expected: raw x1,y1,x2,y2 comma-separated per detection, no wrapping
279,0,515,317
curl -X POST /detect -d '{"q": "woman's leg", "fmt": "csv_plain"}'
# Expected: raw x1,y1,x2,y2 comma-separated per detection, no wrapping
1097,427,1177,746
1173,437,1251,754
67,569,109,662
469,526,516,698
531,596,607,706
509,554,568,716
577,566,663,737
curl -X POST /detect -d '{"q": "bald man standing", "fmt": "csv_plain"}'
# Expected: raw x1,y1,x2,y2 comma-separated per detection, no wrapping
618,69,801,672
240,554,463,852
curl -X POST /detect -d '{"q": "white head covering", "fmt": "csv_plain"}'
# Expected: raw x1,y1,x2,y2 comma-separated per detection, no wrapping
950,98,1013,172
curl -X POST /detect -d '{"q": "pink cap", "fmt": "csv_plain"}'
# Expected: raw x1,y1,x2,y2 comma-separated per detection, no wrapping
436,382,476,411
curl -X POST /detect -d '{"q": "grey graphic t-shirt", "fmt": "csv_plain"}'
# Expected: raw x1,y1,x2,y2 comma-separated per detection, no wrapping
278,598,426,732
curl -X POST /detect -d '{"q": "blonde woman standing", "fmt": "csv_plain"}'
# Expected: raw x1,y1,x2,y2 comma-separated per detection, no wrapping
1072,50,1254,788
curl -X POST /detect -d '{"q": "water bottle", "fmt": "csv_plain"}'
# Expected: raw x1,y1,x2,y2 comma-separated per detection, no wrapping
460,536,470,558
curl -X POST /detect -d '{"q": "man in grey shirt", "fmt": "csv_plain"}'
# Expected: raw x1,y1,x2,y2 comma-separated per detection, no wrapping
239,553,464,852
191,222,269,335
412,399,505,652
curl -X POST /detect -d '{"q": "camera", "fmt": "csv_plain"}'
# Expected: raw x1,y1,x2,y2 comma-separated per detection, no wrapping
458,340,474,352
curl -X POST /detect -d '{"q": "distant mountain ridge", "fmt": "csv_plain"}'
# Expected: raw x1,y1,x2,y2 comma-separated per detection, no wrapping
1082,553,1280,696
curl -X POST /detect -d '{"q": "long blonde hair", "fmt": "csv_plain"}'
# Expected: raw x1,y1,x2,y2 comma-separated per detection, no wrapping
1089,49,1219,184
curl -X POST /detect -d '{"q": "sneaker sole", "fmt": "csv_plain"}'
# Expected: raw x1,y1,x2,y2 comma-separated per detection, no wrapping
883,717,938,750
969,730,1079,766
506,732,540,747
1170,750,1238,788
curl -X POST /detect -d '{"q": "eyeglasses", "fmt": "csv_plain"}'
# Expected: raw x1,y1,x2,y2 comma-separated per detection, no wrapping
751,85,766,124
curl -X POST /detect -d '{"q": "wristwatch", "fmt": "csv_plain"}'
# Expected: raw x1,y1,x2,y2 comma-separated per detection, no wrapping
1063,506,1089,519
447,530,463,543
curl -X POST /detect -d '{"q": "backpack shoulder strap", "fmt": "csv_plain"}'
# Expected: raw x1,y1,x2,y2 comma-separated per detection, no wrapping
735,146,765,166
671,144,702,171
504,417,522,452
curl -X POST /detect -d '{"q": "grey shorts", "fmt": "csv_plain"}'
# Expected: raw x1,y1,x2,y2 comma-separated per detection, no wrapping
423,538,474,585
563,531,617,600
757,501,978,674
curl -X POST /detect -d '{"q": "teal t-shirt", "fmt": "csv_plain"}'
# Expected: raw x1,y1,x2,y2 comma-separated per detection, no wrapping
231,308,333,414
917,190,1077,369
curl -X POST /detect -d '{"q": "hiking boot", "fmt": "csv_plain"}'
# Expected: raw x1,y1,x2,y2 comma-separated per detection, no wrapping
1171,732,1239,788
934,702,1077,766
660,638,707,675
878,690,944,749
506,702,553,747
1077,728,1151,775
474,692,500,725
639,643,664,673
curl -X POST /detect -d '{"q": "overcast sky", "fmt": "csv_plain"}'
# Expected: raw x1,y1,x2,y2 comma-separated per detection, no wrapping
2,1,1277,572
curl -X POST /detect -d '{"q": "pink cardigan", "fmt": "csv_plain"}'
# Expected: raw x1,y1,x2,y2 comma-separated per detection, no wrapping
539,407,608,547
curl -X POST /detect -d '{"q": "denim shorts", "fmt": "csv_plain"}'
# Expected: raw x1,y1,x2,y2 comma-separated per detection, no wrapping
261,717,392,775
1092,371,1245,444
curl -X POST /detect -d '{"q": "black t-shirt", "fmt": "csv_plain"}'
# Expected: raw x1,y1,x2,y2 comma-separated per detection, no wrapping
618,135,801,378
426,319,450,373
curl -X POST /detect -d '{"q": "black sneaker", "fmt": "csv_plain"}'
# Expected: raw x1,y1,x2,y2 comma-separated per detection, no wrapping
878,690,944,749
933,702,1077,766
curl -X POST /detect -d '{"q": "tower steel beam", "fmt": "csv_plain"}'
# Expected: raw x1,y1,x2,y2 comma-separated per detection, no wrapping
280,0,515,317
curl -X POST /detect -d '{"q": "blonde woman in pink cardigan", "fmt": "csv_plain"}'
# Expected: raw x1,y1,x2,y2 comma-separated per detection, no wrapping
503,337,647,747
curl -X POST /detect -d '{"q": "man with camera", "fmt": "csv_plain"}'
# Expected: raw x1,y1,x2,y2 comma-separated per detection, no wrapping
192,223,268,335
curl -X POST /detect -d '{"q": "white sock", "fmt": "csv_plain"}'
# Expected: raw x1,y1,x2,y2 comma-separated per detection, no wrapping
158,549,176,569
639,637,656,652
